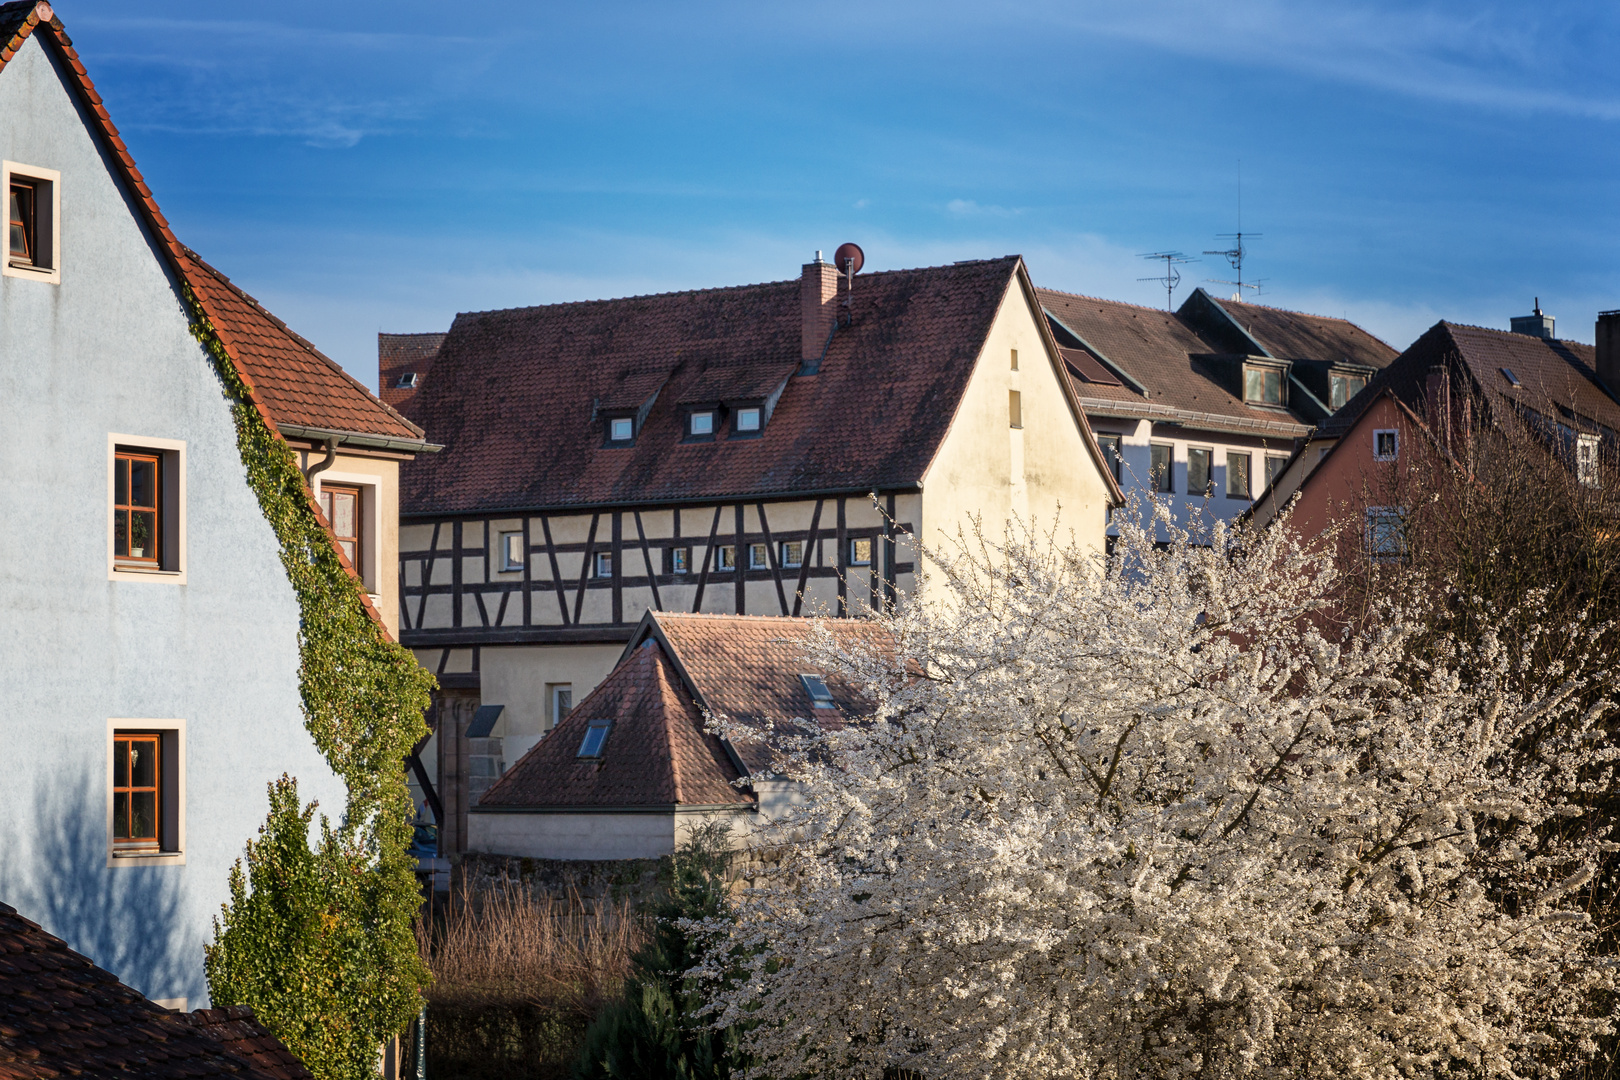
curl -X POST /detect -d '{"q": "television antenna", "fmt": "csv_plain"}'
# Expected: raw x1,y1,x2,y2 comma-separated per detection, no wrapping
1204,160,1262,302
1137,251,1197,311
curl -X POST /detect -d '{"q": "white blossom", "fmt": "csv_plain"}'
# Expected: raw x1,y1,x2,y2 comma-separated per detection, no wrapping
696,500,1619,1080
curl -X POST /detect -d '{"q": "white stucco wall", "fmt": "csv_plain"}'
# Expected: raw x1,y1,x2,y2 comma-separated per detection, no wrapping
0,35,345,1007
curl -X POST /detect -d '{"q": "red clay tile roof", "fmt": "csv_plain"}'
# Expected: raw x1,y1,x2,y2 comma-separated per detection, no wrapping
480,612,896,808
178,1009,314,1080
1221,297,1399,367
0,2,413,638
378,332,446,412
478,636,750,809
0,900,308,1079
399,257,1033,516
181,250,425,443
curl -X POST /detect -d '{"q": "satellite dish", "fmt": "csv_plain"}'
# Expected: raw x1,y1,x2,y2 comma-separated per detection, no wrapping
834,242,864,276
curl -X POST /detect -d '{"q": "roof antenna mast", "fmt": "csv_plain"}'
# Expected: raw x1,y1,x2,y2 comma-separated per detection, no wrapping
1204,160,1264,302
1137,251,1197,311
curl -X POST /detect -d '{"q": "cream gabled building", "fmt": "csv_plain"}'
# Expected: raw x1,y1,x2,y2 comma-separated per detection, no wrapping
389,254,1121,851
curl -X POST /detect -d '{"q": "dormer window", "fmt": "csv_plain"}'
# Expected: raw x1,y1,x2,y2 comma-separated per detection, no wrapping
800,674,836,709
1244,365,1285,407
1330,372,1366,409
689,411,715,438
734,407,761,434
604,414,635,446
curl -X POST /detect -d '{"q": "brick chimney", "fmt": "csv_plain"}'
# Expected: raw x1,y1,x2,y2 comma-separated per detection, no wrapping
801,253,838,368
1596,310,1620,394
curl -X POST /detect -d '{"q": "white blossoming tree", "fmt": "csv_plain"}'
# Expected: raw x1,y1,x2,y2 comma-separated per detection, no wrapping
698,502,1619,1080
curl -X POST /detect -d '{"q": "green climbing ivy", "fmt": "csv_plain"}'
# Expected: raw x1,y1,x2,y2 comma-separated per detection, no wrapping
186,288,437,1080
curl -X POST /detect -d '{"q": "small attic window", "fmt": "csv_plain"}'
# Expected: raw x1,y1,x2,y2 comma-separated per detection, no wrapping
605,415,635,445
1501,367,1522,387
395,372,418,389
800,674,836,709
577,719,612,758
734,407,762,434
688,411,716,440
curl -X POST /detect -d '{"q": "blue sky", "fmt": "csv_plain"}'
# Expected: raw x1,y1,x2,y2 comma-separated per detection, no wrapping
55,1,1620,388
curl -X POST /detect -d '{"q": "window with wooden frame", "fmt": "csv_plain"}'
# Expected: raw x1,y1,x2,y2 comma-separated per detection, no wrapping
4,161,59,282
9,179,33,263
114,450,162,566
318,483,362,570
112,733,160,852
500,531,525,572
749,543,769,570
1330,372,1367,410
1243,365,1285,407
667,546,690,574
716,545,736,571
1009,390,1023,429
1373,429,1399,461
849,538,873,566
780,540,804,568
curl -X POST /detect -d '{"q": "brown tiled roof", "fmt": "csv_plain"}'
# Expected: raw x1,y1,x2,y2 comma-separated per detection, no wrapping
379,332,446,412
1326,321,1620,440
0,900,307,1079
1038,288,1312,435
399,257,1032,516
178,1009,314,1080
181,250,425,443
1219,298,1399,367
1036,286,1399,436
478,636,750,809
0,2,414,638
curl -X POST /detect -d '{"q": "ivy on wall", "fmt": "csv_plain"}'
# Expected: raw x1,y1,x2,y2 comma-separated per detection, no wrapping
184,289,437,1080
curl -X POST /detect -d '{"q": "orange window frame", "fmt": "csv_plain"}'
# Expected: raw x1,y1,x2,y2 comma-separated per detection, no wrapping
113,734,161,850
114,450,162,566
8,181,33,262
319,483,363,572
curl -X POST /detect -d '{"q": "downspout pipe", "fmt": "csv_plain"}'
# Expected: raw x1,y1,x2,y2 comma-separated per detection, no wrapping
303,436,339,484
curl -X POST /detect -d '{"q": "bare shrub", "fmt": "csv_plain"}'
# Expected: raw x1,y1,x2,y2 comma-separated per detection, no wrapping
414,876,645,1080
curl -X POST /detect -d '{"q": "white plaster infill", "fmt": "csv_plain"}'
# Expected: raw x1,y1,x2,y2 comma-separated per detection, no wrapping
105,718,186,868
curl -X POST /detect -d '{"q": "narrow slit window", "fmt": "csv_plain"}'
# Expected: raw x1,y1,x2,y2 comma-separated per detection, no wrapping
112,734,160,851
114,451,161,565
318,483,362,570
800,674,836,709
577,719,612,758
1010,348,1019,371
1009,390,1022,428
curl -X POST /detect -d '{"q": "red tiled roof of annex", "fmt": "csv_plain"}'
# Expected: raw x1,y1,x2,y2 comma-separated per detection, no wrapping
480,612,894,808
399,257,1028,516
0,901,311,1080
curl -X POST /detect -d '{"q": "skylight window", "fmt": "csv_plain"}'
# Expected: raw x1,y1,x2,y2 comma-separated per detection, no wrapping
1501,368,1522,387
800,674,836,709
395,372,417,389
577,719,612,758
735,407,761,433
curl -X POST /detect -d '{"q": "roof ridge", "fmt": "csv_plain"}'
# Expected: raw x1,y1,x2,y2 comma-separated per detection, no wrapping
1035,285,1186,317
1442,319,1589,347
450,256,1023,323
181,245,426,438
650,646,695,803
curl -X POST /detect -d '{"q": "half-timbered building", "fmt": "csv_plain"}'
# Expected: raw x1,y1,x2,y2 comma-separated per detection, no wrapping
391,253,1123,852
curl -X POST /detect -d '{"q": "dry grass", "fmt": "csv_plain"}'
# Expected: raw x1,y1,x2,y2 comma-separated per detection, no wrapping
413,877,645,1080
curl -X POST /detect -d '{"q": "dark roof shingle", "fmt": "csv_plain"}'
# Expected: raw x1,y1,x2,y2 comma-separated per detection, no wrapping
0,901,311,1079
